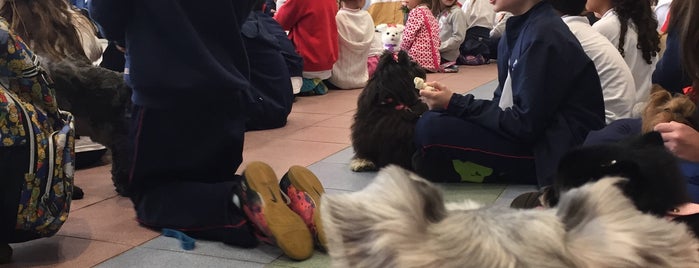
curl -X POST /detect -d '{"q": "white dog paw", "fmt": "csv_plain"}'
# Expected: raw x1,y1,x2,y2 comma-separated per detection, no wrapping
350,158,377,172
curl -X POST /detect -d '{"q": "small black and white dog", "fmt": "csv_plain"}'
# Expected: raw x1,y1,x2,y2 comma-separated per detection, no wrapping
350,50,427,172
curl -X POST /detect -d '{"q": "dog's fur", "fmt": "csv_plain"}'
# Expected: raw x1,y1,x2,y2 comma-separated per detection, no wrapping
321,166,699,268
549,132,690,216
350,50,427,172
544,90,699,234
641,89,699,133
42,56,132,196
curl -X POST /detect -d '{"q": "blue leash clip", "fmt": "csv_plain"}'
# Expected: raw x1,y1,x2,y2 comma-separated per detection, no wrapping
162,228,196,250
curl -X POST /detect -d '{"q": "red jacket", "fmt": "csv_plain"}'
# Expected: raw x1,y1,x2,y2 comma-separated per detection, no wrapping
275,0,339,72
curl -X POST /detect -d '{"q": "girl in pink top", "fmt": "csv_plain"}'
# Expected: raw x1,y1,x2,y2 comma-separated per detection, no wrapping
400,0,441,72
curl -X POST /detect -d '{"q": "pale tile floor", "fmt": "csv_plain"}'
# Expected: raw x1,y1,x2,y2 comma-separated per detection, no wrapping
4,64,537,267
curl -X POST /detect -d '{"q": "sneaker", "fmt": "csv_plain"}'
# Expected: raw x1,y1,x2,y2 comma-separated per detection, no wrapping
239,161,314,260
510,188,550,209
299,78,329,96
462,54,488,66
280,166,326,249
510,192,542,209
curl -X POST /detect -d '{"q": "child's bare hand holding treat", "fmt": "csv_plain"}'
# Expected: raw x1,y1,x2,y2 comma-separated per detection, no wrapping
415,78,453,110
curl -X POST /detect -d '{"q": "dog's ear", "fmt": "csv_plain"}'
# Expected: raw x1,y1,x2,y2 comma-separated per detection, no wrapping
396,50,411,65
376,23,388,33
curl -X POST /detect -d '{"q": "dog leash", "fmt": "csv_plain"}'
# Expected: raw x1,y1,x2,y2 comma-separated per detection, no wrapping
162,228,196,250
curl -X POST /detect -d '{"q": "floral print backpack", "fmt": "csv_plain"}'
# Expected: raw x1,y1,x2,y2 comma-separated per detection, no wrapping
0,18,76,244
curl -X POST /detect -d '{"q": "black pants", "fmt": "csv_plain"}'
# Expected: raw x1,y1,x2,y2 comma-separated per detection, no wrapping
126,101,256,247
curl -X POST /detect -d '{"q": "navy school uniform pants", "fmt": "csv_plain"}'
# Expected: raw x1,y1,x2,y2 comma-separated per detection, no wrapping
126,102,257,247
413,111,537,184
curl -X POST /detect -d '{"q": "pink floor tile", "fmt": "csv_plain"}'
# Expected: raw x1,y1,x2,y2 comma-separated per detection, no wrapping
285,126,351,144
7,235,131,268
314,115,354,128
72,165,119,211
58,197,160,246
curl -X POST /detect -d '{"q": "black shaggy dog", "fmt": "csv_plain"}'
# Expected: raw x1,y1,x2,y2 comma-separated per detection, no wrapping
350,50,428,172
43,57,132,196
546,132,699,235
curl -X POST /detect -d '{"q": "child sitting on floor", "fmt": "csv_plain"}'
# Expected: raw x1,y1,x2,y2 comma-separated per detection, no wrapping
275,0,339,95
433,0,467,72
459,0,496,65
400,0,441,72
328,0,376,89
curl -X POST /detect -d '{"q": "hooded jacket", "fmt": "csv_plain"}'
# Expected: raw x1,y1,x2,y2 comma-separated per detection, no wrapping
90,0,254,108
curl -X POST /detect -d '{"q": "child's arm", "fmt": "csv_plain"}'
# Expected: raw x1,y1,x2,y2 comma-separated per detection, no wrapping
274,0,303,31
444,36,602,142
400,8,425,51
440,10,468,54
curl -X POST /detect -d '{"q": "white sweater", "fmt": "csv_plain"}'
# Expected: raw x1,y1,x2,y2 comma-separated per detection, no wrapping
462,0,495,30
593,10,656,118
563,16,636,124
329,8,375,89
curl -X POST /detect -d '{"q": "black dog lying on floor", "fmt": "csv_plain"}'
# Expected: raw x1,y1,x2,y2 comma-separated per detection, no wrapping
350,50,428,172
546,132,699,236
43,57,132,196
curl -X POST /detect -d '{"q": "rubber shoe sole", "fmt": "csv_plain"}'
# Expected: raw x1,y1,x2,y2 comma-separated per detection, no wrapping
281,166,327,249
510,191,543,209
242,162,313,260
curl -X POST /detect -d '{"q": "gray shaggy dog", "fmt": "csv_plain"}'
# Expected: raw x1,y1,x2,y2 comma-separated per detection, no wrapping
321,166,699,268
42,56,132,196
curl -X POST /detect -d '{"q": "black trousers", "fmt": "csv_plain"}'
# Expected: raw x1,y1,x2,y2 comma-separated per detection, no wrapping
126,100,256,247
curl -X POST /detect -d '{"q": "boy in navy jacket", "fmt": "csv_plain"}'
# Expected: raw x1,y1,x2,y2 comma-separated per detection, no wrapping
90,0,321,261
415,0,605,187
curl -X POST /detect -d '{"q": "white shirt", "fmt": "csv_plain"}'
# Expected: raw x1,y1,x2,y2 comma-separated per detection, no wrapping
462,0,496,30
593,10,656,117
328,8,376,89
563,16,636,123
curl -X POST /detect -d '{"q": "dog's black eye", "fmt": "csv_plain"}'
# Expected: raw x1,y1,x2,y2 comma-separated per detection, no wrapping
386,32,390,35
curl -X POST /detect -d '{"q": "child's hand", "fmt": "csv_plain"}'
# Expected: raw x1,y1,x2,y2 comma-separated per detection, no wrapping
654,121,699,162
419,82,452,110
414,77,436,91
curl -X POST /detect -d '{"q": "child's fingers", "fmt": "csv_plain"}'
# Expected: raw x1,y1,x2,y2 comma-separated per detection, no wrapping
419,89,437,97
425,81,444,91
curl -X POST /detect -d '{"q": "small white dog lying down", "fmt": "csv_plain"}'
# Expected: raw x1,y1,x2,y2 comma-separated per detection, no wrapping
320,166,699,268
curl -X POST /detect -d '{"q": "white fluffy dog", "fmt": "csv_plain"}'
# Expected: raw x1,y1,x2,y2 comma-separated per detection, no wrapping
320,166,699,268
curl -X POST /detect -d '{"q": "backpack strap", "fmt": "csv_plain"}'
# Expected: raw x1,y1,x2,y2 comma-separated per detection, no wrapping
420,8,441,72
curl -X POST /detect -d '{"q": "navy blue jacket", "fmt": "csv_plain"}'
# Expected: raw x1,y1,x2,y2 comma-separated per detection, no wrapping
89,0,255,108
445,2,605,186
242,11,300,130
653,28,692,94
